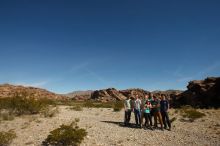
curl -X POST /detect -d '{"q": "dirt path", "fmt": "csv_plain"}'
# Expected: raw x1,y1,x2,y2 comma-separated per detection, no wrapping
0,106,220,146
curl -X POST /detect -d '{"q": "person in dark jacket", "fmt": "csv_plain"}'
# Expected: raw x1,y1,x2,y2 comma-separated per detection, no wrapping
160,94,171,131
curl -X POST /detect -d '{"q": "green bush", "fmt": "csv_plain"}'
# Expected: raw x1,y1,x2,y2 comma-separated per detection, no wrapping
0,96,54,116
0,130,16,146
113,101,123,112
0,112,14,121
180,106,205,122
42,119,87,146
170,117,177,123
41,106,59,118
83,100,95,108
83,101,114,108
69,106,83,111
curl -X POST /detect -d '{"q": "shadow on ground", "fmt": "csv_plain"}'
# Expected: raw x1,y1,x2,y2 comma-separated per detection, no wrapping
101,121,141,129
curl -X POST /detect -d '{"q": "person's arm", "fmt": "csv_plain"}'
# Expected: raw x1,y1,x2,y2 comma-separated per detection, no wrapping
131,100,134,112
167,101,170,112
157,100,160,108
149,103,152,108
124,102,127,111
144,102,148,108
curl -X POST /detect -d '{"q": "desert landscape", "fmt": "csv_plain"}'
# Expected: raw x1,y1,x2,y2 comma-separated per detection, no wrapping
1,1,220,145
0,77,220,146
0,106,220,146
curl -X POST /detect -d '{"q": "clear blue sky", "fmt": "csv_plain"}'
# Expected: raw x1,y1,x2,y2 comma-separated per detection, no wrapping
0,0,220,93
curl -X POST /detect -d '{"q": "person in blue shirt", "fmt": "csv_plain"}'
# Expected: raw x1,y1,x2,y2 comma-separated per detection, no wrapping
160,94,171,131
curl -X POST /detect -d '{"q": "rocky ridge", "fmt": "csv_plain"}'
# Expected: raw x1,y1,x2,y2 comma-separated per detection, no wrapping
0,84,66,100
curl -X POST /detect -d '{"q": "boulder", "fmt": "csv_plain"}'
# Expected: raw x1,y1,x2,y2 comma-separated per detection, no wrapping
175,77,220,108
91,88,127,102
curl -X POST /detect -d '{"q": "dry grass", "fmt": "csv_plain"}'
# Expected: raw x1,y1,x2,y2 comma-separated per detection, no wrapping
0,130,16,146
180,106,206,122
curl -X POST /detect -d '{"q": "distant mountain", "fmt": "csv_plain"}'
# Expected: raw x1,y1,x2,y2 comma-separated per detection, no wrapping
4,76,218,107
0,84,66,100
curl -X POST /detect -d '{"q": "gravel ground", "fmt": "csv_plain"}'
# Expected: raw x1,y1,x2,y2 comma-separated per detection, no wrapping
0,106,220,146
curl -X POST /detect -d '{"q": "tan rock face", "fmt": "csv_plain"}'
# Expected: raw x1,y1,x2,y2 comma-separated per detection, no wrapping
120,88,150,99
91,88,127,102
0,84,66,100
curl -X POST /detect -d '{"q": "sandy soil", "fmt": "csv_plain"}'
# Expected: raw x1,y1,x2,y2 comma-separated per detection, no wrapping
0,106,220,146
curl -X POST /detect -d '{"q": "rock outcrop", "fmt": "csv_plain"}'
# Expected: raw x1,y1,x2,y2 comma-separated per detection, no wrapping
175,77,220,108
120,88,150,98
65,90,93,101
0,84,66,100
91,88,127,102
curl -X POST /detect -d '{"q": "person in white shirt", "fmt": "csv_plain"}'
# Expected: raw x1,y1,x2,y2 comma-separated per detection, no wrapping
133,94,142,128
124,96,132,126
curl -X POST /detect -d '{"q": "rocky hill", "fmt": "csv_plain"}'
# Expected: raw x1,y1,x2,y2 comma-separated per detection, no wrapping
0,84,66,100
120,88,150,98
65,90,93,100
175,77,220,108
91,88,127,102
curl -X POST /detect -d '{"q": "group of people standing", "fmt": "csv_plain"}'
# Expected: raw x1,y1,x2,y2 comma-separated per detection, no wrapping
124,93,171,131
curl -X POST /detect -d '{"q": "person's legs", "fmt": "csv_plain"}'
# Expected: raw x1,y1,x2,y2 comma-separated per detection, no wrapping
147,113,152,127
150,110,154,126
161,111,167,129
153,112,158,128
141,110,144,127
124,111,127,125
137,109,141,126
127,110,131,125
157,112,163,129
134,109,138,126
165,112,171,130
144,113,148,127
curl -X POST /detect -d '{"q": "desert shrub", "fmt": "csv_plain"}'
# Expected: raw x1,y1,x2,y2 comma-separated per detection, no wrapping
113,101,123,112
0,112,14,121
70,106,83,111
180,106,205,122
83,100,95,108
82,100,115,108
174,109,179,114
170,117,177,123
0,96,54,116
41,106,59,118
42,119,87,146
0,130,16,146
95,102,114,108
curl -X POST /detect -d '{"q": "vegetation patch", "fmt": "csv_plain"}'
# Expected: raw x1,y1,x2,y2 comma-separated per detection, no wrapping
0,111,14,121
180,106,205,122
170,117,177,123
0,130,16,146
0,93,56,116
113,101,123,112
42,119,87,146
41,106,59,118
69,106,83,111
82,101,113,108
